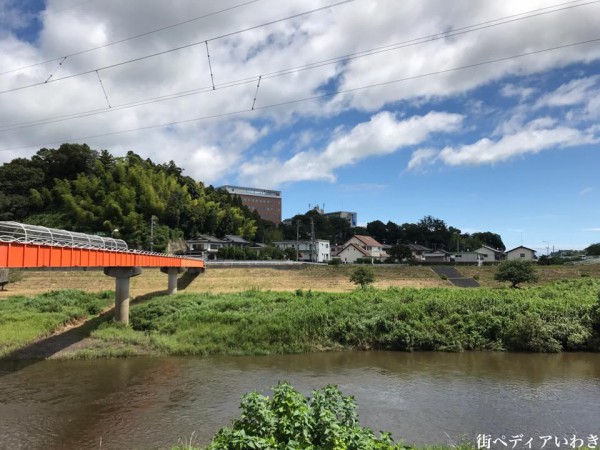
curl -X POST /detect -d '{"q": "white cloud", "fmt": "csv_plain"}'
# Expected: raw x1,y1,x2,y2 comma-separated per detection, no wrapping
579,187,593,196
535,76,599,108
583,228,600,232
501,83,535,100
239,110,463,186
438,121,598,166
407,148,438,171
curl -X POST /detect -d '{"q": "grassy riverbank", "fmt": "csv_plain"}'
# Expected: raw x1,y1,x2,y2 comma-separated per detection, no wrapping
0,290,112,358
86,278,600,357
1,278,599,359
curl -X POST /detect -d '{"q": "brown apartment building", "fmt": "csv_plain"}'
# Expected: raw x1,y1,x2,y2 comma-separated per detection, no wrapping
221,185,282,225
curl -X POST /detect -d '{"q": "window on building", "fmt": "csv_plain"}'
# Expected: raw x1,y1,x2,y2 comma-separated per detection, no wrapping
520,253,526,258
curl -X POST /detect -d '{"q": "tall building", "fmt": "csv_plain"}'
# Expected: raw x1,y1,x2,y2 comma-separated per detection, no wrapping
221,185,282,225
323,211,358,227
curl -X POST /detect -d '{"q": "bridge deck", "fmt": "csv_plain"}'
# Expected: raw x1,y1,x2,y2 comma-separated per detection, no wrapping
0,242,204,269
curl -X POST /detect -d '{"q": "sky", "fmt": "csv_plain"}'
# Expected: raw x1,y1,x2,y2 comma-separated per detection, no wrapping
0,0,599,252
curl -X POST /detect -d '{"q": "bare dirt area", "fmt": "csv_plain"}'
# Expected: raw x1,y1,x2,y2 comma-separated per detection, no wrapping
0,265,447,299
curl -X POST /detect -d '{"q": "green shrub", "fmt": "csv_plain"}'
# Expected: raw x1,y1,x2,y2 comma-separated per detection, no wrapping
494,260,538,288
350,266,376,288
206,382,406,450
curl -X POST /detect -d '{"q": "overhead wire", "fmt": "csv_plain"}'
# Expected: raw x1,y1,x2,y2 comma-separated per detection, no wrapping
0,0,354,95
1,36,598,153
0,0,598,133
0,0,261,77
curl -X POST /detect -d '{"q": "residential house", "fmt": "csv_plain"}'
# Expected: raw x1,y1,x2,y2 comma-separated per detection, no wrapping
346,235,386,260
336,242,371,264
451,251,485,263
506,246,538,261
273,240,331,262
407,243,431,261
186,235,227,260
223,235,251,247
476,245,506,262
423,249,452,262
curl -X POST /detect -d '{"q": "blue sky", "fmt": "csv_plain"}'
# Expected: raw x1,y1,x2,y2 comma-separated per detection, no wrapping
0,0,599,252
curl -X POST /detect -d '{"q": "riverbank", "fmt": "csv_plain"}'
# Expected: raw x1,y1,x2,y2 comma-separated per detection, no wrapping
2,278,599,359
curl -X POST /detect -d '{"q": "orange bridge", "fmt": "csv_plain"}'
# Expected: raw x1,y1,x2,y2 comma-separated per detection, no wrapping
0,221,205,323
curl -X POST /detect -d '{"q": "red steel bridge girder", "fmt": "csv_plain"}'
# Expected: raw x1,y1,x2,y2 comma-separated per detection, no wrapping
0,242,204,270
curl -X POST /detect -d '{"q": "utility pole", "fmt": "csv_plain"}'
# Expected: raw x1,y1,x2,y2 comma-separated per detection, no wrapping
296,220,300,262
150,216,156,252
310,217,316,262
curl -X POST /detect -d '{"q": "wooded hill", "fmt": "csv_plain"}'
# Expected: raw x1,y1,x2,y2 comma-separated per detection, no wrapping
0,144,258,251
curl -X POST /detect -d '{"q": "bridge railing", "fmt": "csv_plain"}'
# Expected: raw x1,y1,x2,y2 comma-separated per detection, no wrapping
0,221,127,251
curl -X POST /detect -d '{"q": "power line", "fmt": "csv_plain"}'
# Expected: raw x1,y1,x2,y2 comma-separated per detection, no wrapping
0,0,597,133
0,0,260,77
1,36,597,153
0,0,354,96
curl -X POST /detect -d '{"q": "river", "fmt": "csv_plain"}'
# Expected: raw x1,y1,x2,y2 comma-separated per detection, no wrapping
0,351,599,449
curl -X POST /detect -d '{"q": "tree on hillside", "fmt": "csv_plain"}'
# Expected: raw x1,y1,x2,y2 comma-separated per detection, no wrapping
472,231,505,251
366,220,387,243
388,244,412,263
585,243,600,256
494,260,538,288
350,266,376,289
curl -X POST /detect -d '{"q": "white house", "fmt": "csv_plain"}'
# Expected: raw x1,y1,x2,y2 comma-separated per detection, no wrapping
452,251,485,263
273,240,330,263
476,245,505,262
345,235,386,260
336,242,371,264
506,246,537,261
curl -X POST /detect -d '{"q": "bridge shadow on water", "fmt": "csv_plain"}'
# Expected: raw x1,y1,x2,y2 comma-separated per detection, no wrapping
0,270,202,375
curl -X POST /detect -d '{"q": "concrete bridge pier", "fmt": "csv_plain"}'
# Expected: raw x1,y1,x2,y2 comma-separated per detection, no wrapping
103,267,142,324
160,267,185,295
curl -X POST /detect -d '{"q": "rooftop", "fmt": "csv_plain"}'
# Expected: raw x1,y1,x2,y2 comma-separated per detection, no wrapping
220,185,281,198
353,235,383,247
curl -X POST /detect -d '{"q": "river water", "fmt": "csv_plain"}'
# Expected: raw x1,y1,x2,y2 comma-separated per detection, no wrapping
0,351,599,450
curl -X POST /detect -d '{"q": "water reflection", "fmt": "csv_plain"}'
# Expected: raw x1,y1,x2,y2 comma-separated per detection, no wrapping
0,352,599,449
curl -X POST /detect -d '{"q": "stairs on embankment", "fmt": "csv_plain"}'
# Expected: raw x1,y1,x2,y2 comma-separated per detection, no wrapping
431,266,480,288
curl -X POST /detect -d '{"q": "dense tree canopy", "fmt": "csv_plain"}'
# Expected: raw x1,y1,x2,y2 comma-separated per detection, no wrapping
586,243,600,256
0,144,257,251
362,215,505,252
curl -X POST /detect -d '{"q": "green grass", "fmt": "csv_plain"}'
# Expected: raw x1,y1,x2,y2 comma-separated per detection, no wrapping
0,289,113,357
91,278,600,356
3,279,600,359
